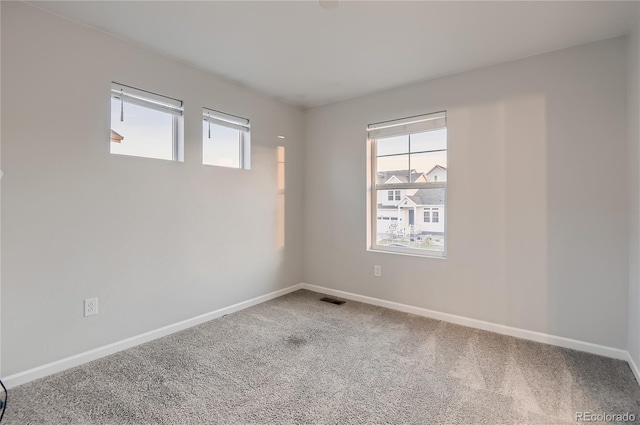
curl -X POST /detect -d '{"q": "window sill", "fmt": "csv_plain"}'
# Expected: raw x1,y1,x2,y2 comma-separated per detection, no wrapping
367,246,447,259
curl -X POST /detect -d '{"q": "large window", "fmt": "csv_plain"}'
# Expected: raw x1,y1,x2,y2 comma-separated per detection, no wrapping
202,107,251,169
110,82,183,161
369,111,447,257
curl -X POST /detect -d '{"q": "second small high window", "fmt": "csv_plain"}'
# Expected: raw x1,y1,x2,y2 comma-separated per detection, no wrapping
202,108,251,169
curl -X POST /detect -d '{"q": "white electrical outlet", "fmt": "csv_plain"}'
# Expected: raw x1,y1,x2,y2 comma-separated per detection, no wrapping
374,265,382,277
84,297,98,317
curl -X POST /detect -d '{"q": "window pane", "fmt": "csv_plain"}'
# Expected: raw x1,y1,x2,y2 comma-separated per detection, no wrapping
410,128,447,153
110,99,174,160
375,190,445,253
203,122,241,168
411,151,447,179
376,155,409,184
376,135,409,156
432,210,439,223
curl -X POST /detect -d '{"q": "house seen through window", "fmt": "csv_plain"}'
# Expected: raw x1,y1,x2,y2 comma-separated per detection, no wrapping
369,111,447,257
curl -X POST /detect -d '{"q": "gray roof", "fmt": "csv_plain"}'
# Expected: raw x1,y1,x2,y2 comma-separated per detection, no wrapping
427,165,447,174
377,170,425,184
407,188,445,206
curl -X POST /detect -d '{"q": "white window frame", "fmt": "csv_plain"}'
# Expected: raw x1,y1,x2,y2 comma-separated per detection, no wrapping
368,111,447,258
424,208,431,223
202,107,251,169
110,82,184,161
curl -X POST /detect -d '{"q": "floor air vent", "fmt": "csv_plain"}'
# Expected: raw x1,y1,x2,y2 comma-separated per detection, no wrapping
320,297,345,305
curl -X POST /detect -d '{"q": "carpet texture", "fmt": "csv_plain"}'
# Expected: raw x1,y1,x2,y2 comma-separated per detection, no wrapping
5,289,640,424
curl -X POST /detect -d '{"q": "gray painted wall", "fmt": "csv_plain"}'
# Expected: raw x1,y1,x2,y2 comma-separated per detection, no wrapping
629,6,640,368
303,37,629,349
1,2,304,376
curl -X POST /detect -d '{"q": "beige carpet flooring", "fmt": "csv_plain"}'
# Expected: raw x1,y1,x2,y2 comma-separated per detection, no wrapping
4,289,640,424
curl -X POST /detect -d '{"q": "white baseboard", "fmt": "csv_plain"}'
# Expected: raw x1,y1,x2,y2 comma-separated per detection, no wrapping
299,283,629,361
4,282,632,388
627,352,640,385
3,283,304,388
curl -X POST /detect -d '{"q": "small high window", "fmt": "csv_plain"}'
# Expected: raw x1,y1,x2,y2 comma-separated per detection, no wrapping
203,108,250,169
110,82,183,161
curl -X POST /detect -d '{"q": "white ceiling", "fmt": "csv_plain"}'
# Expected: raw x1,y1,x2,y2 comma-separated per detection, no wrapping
30,1,638,108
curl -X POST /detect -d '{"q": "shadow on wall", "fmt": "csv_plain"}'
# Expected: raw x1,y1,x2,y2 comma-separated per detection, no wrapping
449,94,548,333
278,146,285,249
241,143,289,290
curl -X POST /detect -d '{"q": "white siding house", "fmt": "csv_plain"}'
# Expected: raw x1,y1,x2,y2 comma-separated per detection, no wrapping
396,187,445,234
426,165,447,182
376,168,446,241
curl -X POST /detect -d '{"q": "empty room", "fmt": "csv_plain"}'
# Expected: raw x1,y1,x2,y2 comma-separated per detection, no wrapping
3,0,640,423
